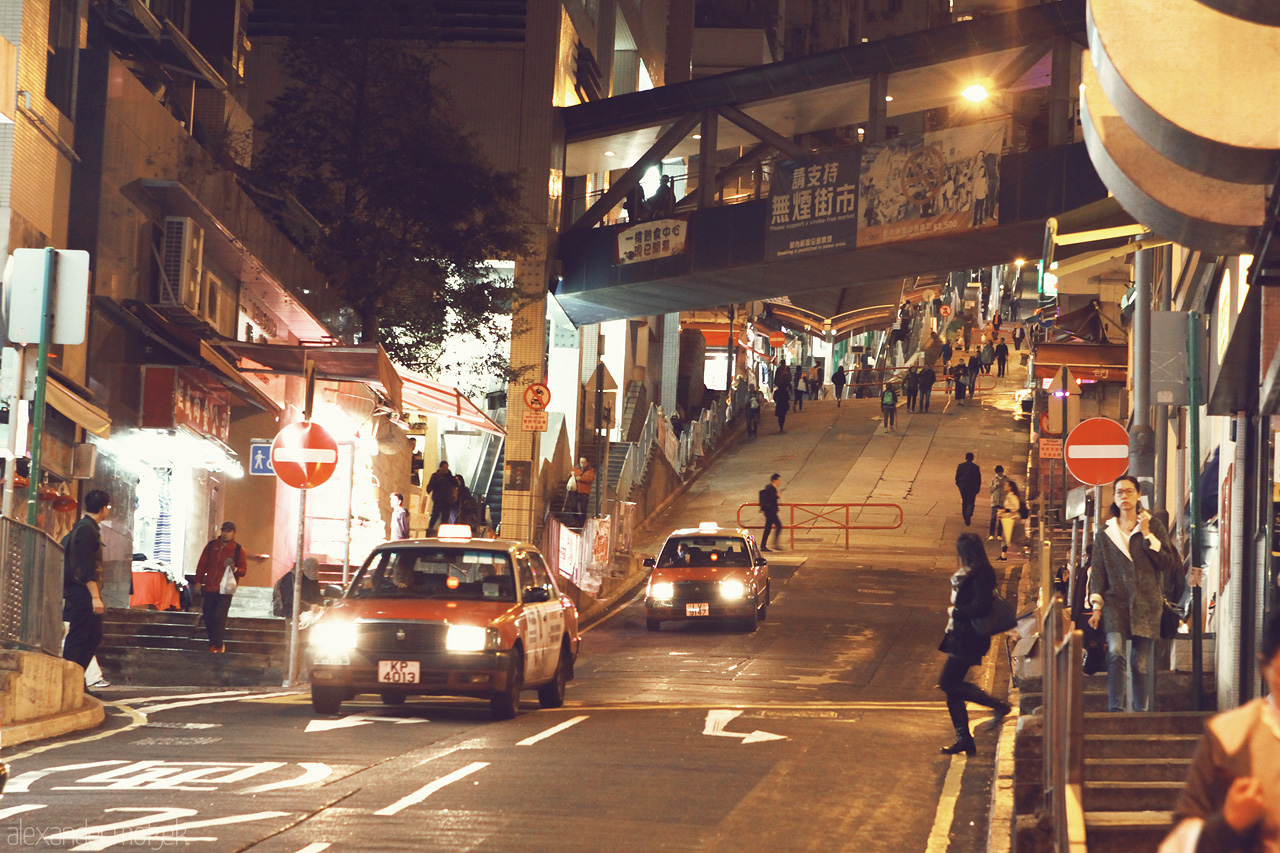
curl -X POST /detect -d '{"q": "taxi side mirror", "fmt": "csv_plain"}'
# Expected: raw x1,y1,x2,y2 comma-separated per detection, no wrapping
323,584,344,599
755,557,767,567
642,557,655,568
524,587,552,603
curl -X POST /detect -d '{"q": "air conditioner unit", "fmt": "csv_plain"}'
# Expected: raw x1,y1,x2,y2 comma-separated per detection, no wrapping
160,216,203,311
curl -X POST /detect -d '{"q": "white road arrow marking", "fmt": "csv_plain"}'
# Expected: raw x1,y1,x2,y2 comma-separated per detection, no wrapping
0,803,47,820
702,709,786,744
304,715,427,733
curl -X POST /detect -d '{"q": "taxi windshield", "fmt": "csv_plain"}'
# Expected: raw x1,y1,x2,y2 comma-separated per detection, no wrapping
657,536,752,568
347,547,517,602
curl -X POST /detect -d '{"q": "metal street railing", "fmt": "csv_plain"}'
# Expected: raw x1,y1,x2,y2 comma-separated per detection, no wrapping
1042,593,1086,851
735,502,904,549
0,515,66,657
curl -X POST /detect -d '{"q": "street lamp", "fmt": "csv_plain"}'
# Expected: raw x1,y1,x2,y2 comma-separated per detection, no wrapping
962,84,989,103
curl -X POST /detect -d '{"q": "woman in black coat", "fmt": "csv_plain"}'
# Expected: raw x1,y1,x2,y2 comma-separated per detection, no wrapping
938,532,1012,754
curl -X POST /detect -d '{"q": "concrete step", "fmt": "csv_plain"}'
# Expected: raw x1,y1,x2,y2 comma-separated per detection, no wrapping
1083,811,1173,852
1084,733,1202,760
96,646,287,687
1083,711,1211,736
1085,781,1184,812
1085,758,1193,783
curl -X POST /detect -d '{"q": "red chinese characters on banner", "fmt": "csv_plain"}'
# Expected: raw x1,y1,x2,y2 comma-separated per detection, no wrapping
140,366,232,442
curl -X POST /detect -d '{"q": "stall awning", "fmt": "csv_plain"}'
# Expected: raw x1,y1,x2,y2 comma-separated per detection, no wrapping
46,377,111,437
221,341,402,412
398,370,504,436
1208,282,1260,416
1033,343,1129,382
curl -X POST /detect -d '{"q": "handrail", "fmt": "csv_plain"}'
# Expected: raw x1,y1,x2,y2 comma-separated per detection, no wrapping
1042,591,1086,850
735,502,904,549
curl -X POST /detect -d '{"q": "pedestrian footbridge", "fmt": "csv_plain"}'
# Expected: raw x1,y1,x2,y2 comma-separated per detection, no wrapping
554,0,1122,331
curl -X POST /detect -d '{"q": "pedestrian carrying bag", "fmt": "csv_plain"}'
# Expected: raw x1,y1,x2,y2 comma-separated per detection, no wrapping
219,563,238,595
881,388,894,405
971,590,1017,636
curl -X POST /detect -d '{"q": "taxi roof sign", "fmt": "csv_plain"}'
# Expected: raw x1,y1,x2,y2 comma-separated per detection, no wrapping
436,524,473,540
698,522,719,533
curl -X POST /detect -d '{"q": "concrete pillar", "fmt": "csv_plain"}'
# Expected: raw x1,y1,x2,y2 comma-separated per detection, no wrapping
665,0,695,84
502,0,561,541
1048,36,1073,147
1153,245,1172,513
867,72,888,143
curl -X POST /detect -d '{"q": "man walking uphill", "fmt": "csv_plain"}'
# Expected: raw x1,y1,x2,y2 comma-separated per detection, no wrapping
955,452,982,526
62,489,111,673
759,474,783,552
988,465,1009,539
195,521,247,653
426,461,456,532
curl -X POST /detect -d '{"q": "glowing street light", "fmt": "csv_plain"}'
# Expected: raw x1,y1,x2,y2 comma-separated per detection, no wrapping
962,84,989,102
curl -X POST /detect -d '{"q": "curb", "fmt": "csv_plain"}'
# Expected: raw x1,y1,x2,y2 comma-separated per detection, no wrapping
2,695,106,748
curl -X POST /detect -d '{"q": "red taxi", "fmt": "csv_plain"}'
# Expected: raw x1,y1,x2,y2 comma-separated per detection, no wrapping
643,523,770,632
307,526,580,719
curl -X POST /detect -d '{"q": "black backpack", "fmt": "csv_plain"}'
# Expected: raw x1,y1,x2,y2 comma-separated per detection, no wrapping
1019,500,1029,520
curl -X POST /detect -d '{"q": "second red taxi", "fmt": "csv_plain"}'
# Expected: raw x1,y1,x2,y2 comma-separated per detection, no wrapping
643,523,770,632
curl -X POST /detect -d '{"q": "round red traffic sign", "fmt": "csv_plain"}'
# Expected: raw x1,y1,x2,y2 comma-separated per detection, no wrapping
768,331,786,347
270,421,339,489
524,383,550,411
1063,417,1129,486
939,305,953,317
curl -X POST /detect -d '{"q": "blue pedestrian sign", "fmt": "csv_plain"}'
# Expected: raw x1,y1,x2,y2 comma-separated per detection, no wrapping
249,441,275,476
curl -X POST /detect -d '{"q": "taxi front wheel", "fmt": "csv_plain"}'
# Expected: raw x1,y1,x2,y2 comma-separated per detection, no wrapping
491,650,524,720
312,685,344,715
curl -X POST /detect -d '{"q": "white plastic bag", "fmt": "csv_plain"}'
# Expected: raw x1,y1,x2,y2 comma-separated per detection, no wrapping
219,564,238,595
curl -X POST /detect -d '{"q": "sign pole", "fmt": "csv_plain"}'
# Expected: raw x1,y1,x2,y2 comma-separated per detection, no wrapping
26,249,56,526
1187,311,1203,711
286,357,315,689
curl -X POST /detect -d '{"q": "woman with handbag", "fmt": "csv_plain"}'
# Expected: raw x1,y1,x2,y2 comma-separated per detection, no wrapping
998,479,1027,561
1088,475,1184,712
937,532,1013,755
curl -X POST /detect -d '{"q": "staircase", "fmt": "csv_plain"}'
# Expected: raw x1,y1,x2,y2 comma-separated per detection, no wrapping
95,608,292,687
485,443,505,530
1081,709,1210,850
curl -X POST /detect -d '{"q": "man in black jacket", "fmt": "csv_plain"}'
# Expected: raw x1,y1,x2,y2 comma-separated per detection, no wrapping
63,489,111,671
426,462,455,532
759,474,783,552
954,452,982,526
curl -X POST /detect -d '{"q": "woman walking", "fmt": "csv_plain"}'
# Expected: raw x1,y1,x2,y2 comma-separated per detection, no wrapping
904,367,919,412
938,533,1012,754
774,383,791,433
952,365,968,407
998,479,1026,561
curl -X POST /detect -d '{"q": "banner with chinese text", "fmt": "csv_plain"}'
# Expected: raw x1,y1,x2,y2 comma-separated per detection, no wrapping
764,148,861,261
856,122,1007,247
615,217,688,265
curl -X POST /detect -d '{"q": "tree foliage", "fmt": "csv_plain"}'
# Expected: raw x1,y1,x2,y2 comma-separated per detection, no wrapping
254,1,525,374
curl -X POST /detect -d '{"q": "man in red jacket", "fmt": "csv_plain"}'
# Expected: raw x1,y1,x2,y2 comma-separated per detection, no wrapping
194,521,247,653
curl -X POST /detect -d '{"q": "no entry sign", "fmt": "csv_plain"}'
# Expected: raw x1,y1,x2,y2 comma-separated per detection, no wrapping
1063,417,1129,486
271,421,339,489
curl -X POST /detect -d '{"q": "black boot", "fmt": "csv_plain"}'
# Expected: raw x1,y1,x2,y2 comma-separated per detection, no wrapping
940,733,976,755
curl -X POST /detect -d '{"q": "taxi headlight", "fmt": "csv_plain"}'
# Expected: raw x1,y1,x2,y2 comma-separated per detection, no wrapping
649,581,674,600
720,580,747,599
309,621,358,653
446,625,494,652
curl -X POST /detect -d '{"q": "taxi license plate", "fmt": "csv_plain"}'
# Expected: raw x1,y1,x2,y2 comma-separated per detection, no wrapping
686,603,710,616
378,661,419,684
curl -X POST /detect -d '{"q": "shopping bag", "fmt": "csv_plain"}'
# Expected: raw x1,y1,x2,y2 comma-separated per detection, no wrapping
219,564,238,595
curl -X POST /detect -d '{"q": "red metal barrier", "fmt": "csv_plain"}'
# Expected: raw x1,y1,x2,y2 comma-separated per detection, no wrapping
735,502,904,549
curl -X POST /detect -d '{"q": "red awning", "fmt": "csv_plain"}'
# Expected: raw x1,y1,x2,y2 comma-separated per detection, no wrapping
398,370,505,436
1032,343,1128,383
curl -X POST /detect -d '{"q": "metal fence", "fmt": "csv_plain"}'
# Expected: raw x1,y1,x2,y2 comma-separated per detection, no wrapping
1042,591,1086,851
0,516,66,657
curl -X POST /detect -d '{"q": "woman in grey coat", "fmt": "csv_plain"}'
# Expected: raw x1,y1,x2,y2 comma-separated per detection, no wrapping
1088,475,1183,712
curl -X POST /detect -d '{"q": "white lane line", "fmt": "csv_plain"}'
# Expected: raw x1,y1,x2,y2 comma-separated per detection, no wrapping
517,715,588,746
141,690,298,714
291,845,331,853
925,753,967,853
374,762,489,816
